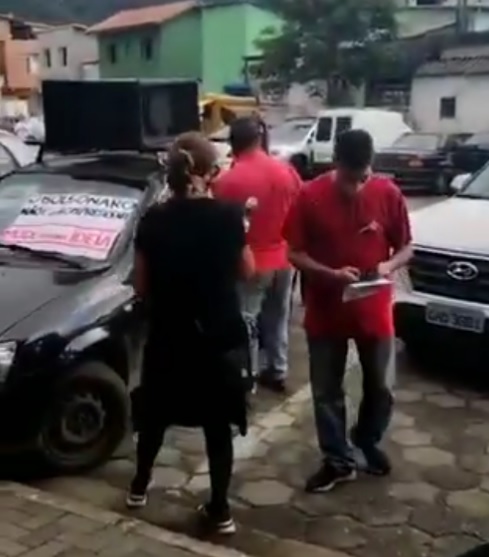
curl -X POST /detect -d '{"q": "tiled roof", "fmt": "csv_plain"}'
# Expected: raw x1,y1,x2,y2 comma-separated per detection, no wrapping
417,55,489,77
442,45,489,59
416,43,489,77
88,1,196,34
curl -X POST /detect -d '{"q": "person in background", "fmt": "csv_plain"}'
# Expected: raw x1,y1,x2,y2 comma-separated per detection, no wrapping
214,117,301,393
127,132,254,535
283,129,412,492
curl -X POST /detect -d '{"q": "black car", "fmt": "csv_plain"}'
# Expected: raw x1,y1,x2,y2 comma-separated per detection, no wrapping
451,132,489,176
0,151,165,472
373,132,469,194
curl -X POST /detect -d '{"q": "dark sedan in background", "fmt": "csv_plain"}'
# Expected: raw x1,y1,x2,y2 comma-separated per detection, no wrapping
374,132,470,194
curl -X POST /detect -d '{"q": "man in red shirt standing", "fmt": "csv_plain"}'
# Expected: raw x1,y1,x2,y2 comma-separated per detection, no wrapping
214,117,300,393
283,129,412,492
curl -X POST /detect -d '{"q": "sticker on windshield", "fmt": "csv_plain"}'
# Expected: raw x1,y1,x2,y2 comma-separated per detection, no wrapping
0,193,138,260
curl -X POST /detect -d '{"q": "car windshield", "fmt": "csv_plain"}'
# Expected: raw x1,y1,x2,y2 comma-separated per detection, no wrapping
0,173,142,265
457,162,489,199
269,120,314,143
392,133,440,150
464,133,489,146
0,136,39,166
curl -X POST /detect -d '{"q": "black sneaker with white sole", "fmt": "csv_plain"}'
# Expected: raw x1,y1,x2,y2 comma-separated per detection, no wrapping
305,462,357,493
126,476,154,509
197,504,236,535
360,445,392,476
350,428,392,476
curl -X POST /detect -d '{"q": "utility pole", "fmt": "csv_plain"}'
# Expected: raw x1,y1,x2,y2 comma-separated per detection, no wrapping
456,0,469,35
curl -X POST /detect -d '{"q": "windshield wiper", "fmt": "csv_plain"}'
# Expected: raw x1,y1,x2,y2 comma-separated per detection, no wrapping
0,242,85,269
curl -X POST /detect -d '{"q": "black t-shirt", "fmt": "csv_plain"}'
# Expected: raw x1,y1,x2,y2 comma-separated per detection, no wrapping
135,197,246,348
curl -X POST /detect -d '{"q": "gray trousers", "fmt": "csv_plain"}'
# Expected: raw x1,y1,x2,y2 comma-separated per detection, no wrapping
239,268,294,380
308,337,396,469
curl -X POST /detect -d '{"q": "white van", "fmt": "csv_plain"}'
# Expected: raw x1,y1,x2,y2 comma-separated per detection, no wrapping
307,108,411,173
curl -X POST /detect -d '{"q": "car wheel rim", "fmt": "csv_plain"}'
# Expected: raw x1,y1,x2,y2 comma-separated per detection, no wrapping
60,391,106,446
43,386,111,462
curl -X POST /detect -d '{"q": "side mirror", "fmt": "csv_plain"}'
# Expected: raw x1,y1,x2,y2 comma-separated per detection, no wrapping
450,173,471,193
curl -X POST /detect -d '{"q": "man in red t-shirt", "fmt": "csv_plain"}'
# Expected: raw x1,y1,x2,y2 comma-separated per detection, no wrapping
214,117,301,393
283,129,412,492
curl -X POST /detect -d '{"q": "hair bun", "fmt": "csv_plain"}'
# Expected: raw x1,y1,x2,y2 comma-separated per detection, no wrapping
168,148,194,172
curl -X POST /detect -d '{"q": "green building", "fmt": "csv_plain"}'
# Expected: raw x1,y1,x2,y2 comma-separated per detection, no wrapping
89,0,281,94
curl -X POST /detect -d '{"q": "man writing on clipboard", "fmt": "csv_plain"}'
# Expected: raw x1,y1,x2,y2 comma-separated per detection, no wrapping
283,129,413,493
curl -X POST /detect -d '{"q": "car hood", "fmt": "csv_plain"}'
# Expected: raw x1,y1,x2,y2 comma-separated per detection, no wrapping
0,265,71,336
377,147,434,156
270,141,301,153
412,197,489,255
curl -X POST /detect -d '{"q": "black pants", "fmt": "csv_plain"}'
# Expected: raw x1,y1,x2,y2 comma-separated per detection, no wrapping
136,420,233,513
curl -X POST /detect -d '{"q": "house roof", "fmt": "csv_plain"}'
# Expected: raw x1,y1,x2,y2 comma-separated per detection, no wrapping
88,1,197,34
37,23,88,35
417,44,489,77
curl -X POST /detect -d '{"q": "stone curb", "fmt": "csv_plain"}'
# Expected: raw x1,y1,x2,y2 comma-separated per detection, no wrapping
0,482,252,557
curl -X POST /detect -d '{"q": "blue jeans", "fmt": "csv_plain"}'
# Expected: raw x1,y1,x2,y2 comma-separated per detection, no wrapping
307,337,396,469
239,269,294,381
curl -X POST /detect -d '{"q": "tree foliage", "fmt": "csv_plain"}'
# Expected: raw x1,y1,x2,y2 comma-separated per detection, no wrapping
256,0,399,92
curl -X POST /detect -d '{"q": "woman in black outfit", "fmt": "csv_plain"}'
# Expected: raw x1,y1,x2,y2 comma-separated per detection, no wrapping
127,132,255,535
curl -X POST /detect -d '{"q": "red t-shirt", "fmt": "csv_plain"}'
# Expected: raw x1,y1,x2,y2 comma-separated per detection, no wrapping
214,149,301,272
283,172,412,339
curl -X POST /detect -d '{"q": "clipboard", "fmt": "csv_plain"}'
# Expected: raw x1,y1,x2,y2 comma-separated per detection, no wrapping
343,277,392,302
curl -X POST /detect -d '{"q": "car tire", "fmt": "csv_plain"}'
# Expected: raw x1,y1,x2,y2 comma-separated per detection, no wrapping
289,154,309,179
435,173,449,196
402,338,434,367
37,362,129,473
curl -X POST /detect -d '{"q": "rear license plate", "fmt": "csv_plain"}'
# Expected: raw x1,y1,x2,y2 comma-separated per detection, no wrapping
425,303,485,333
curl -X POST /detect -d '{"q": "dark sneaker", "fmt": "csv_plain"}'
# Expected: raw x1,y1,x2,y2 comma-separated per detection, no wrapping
125,476,154,509
350,427,392,476
360,446,392,476
305,463,356,493
197,504,236,535
258,371,287,394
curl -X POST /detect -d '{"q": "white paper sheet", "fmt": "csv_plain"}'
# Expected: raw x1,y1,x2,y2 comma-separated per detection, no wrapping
1,193,138,260
342,278,392,302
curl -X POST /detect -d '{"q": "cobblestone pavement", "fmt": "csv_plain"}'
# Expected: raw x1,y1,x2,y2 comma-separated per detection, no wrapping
226,358,489,557
31,348,489,557
0,483,246,557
